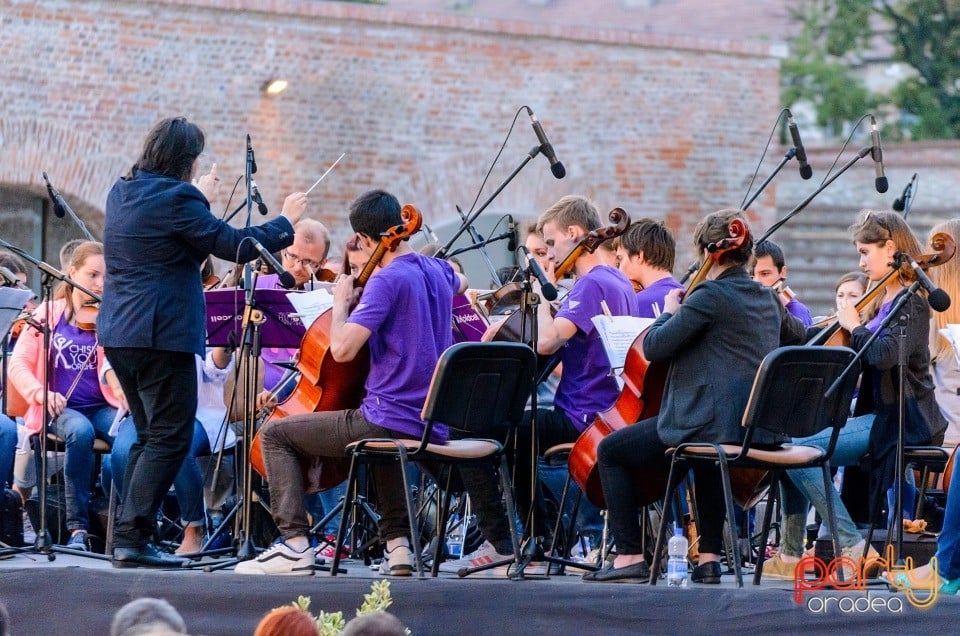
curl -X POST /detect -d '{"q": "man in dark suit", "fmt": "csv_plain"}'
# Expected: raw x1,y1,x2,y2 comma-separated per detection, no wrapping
585,208,806,584
98,117,304,567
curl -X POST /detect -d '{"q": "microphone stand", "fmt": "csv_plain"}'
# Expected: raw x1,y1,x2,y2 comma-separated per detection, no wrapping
741,147,797,211
679,145,875,284
824,263,919,564
435,144,544,262
451,205,504,288
0,239,105,561
44,174,97,242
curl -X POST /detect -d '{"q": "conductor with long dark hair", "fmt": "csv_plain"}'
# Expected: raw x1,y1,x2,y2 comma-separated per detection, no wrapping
98,117,305,567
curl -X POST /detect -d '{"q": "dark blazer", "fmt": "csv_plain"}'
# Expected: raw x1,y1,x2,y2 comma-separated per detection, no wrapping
98,169,295,356
850,290,947,444
643,266,805,447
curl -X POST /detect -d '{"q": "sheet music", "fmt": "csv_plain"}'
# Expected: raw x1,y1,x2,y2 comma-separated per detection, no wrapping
940,324,960,365
591,314,655,378
286,286,336,328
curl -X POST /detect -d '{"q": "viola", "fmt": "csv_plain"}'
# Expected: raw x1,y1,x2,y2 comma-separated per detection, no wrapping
569,218,767,508
807,232,957,347
249,205,423,492
489,208,630,357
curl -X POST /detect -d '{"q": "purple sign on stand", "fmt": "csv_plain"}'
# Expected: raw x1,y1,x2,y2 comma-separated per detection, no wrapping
452,293,488,343
205,288,306,348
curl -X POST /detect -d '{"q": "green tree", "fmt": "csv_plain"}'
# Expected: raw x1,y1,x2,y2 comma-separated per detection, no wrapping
783,0,960,140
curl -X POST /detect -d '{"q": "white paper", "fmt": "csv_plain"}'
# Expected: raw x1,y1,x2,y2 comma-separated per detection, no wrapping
591,315,656,383
286,286,336,328
941,324,960,365
109,409,129,437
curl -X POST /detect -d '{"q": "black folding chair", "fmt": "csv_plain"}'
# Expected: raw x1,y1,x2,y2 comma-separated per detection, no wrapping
650,346,860,587
330,342,537,577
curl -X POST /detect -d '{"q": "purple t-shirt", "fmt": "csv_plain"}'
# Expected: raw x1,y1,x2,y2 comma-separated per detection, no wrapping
635,276,684,319
555,265,638,430
52,320,106,410
786,298,814,327
348,253,458,442
866,298,894,335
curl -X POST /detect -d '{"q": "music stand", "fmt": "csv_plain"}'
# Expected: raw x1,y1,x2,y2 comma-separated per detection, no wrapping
191,284,311,571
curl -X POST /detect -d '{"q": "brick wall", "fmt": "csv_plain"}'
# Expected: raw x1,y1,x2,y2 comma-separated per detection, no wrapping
0,0,782,280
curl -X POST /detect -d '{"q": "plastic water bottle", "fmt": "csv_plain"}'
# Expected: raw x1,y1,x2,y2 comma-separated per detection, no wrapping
446,514,463,558
667,526,688,588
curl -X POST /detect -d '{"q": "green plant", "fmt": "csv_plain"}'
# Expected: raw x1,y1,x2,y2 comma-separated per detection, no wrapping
291,580,408,636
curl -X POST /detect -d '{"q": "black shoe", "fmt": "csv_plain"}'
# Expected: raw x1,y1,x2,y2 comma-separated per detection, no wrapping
112,544,188,569
691,561,721,584
582,560,650,583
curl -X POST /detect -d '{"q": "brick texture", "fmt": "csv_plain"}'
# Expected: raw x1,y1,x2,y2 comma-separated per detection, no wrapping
0,0,782,278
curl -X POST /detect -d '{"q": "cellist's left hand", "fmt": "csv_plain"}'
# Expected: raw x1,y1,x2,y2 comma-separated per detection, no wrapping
334,273,361,308
662,288,683,315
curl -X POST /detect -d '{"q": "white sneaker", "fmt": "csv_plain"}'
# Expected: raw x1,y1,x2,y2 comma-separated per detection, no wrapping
379,537,413,577
438,540,512,575
22,511,36,545
235,541,315,576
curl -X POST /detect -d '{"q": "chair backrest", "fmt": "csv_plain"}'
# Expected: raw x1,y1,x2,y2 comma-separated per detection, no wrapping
741,345,859,446
420,342,537,438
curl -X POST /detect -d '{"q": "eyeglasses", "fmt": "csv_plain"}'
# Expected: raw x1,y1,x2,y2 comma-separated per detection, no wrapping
282,249,322,271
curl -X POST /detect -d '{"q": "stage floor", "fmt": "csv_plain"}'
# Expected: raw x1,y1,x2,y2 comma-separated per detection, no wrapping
1,550,956,634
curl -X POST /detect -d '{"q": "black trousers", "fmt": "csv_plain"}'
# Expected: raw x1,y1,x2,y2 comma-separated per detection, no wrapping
597,417,727,556
105,347,197,549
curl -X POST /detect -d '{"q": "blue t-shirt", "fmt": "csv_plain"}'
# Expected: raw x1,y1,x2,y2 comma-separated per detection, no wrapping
348,253,458,441
554,265,638,430
635,276,684,318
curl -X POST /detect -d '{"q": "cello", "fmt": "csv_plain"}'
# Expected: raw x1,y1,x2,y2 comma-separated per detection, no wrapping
249,205,423,493
569,218,752,508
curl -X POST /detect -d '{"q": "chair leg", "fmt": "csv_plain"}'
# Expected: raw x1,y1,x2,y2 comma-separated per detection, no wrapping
430,466,455,578
549,466,573,558
396,447,423,578
104,478,117,555
914,465,930,520
330,453,360,577
649,457,682,586
715,456,742,588
498,454,522,564
821,462,843,583
752,472,780,586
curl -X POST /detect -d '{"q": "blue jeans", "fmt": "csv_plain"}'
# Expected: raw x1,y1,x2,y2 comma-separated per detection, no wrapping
0,414,17,488
304,482,348,536
48,405,117,531
108,418,211,525
781,413,875,556
937,474,960,580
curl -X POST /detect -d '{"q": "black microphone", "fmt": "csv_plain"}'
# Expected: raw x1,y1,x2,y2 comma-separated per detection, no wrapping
870,116,888,194
893,173,917,212
42,172,69,218
787,111,813,180
506,215,518,252
246,134,258,175
250,180,268,215
422,223,440,243
0,266,27,289
518,245,558,301
250,239,295,289
904,253,951,312
528,109,566,179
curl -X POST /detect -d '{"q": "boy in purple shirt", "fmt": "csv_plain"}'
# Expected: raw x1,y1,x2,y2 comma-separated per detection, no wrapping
615,218,684,318
448,196,637,571
237,190,465,577
751,240,813,327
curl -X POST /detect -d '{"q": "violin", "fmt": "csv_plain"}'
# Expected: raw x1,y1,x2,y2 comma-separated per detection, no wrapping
74,301,99,331
807,232,957,347
489,208,630,358
249,205,423,492
773,279,796,306
569,218,767,508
